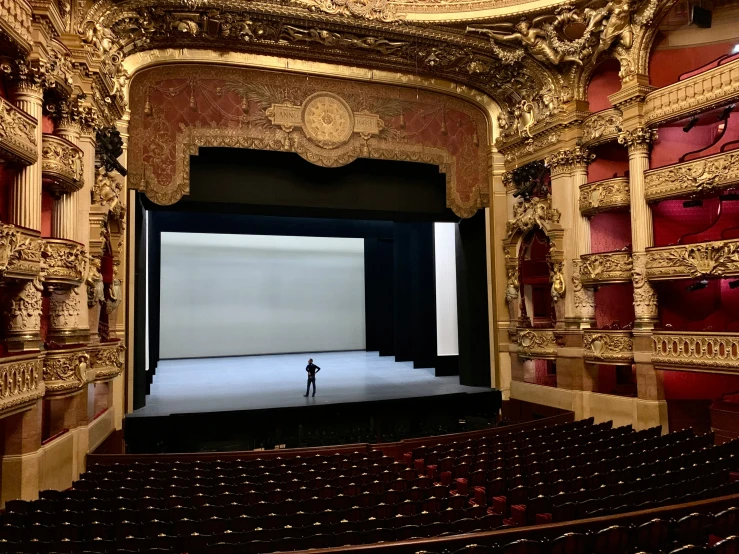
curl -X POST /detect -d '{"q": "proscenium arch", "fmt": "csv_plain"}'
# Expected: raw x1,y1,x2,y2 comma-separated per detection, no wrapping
119,50,508,394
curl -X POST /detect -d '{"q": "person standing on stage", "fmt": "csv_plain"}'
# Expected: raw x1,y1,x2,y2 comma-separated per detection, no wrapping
304,358,321,397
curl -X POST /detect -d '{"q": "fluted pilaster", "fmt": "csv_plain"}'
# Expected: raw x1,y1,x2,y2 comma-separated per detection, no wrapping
10,87,43,231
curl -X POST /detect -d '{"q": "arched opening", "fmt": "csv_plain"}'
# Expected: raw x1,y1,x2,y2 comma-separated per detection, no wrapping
519,229,554,328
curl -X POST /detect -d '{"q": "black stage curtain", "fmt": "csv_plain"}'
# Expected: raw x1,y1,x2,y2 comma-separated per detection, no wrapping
363,238,394,356
410,223,437,369
133,193,148,410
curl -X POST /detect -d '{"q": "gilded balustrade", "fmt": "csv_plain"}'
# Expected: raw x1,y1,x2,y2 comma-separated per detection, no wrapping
645,239,739,280
41,134,84,195
43,346,91,397
581,109,623,148
0,223,43,280
89,342,125,382
645,58,739,126
517,328,558,359
0,96,37,166
42,239,87,289
0,353,43,416
579,251,633,286
579,177,630,216
652,332,739,373
583,330,634,364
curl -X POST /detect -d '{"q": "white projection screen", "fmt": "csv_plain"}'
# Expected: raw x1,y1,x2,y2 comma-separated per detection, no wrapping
159,233,366,359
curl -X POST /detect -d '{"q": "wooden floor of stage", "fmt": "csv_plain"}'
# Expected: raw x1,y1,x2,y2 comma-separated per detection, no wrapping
129,351,489,418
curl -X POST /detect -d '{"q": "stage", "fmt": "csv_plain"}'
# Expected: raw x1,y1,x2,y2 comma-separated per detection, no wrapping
125,351,499,453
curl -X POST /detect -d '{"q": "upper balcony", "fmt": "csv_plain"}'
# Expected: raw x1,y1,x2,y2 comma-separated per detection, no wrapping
0,97,37,166
579,177,630,217
645,57,739,126
644,150,739,203
652,331,739,374
41,134,83,196
579,251,633,286
645,239,739,281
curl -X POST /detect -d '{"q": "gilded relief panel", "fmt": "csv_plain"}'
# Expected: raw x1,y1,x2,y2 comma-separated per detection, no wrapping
128,65,489,218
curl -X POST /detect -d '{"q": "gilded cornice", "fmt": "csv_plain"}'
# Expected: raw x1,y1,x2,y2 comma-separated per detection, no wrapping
0,95,37,165
583,330,633,364
645,239,739,281
579,250,633,285
644,150,739,203
652,332,739,374
579,176,630,216
644,57,739,127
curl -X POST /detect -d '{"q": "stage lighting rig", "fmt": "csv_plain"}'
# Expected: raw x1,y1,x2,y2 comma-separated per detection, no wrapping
683,117,698,132
683,199,703,208
686,279,709,292
718,104,734,120
729,280,739,289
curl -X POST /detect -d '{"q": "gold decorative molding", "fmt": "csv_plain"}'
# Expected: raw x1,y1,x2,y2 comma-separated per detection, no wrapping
0,0,33,53
505,196,560,240
0,96,37,166
544,146,594,176
89,341,125,382
41,134,84,195
644,58,739,126
618,126,658,153
645,239,739,280
499,129,561,166
652,332,739,373
644,151,739,203
581,109,622,148
0,354,43,418
583,330,634,364
0,224,42,280
580,251,633,285
579,177,630,216
42,239,87,289
517,328,558,359
43,347,89,397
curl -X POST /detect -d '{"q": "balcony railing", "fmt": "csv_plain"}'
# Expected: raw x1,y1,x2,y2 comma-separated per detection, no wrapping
0,97,37,166
43,347,90,397
645,239,739,280
645,57,739,126
652,331,739,373
579,251,633,286
579,177,630,216
0,353,44,418
583,330,634,364
581,109,622,148
89,342,125,382
644,150,739,203
41,134,83,195
517,328,558,360
0,223,42,280
42,239,87,289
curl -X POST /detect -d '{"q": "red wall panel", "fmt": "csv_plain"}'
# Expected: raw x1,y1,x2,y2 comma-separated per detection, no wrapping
595,283,635,328
649,40,737,88
590,212,631,253
587,60,622,113
588,144,629,183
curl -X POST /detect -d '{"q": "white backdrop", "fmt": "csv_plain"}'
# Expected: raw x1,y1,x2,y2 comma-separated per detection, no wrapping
159,233,366,359
434,223,459,356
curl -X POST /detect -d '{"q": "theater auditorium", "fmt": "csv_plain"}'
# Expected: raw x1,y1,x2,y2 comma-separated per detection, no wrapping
2,0,739,551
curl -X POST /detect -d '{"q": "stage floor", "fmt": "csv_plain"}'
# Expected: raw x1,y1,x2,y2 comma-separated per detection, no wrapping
129,351,489,418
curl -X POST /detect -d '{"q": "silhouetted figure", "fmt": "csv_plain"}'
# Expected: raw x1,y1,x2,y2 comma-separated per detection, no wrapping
304,358,321,397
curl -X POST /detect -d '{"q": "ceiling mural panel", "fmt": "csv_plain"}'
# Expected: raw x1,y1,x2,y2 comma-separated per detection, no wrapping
128,64,489,216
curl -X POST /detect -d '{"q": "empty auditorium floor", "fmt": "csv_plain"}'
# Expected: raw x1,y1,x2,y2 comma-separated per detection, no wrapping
130,351,489,417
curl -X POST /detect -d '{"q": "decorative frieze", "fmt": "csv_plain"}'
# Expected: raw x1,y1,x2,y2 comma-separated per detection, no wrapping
583,330,634,364
644,58,739,126
43,347,90,396
579,251,633,285
517,328,558,360
41,134,84,195
652,332,739,373
581,109,622,147
0,354,43,417
644,151,739,203
645,239,739,280
0,96,37,165
579,177,630,216
89,342,125,382
0,224,43,280
42,239,87,288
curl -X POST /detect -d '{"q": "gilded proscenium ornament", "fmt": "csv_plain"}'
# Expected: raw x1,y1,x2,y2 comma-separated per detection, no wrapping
645,239,739,280
579,251,633,285
517,328,558,360
644,151,739,203
42,239,87,289
41,134,84,195
581,108,622,148
579,177,630,216
0,224,42,280
618,127,658,153
583,330,634,364
43,347,89,396
505,196,561,239
0,95,37,165
550,261,565,302
89,341,125,382
0,354,43,417
652,332,739,373
644,58,739,126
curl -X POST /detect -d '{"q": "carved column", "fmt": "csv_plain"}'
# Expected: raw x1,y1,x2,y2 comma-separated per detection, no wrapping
571,148,596,328
619,127,659,328
52,118,80,241
9,84,42,231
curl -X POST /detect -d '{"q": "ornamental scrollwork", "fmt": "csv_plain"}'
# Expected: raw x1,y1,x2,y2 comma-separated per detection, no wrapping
582,109,623,147
506,196,561,240
580,251,633,285
0,96,37,165
279,25,409,56
632,252,658,322
517,328,558,359
583,331,634,363
42,240,87,287
92,168,126,221
644,151,739,203
652,332,739,372
579,177,630,216
645,240,739,280
41,134,84,194
43,350,89,394
0,357,43,415
49,289,81,330
618,126,658,152
572,260,595,319
4,278,43,333
296,0,402,23
545,146,594,176
90,342,125,381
